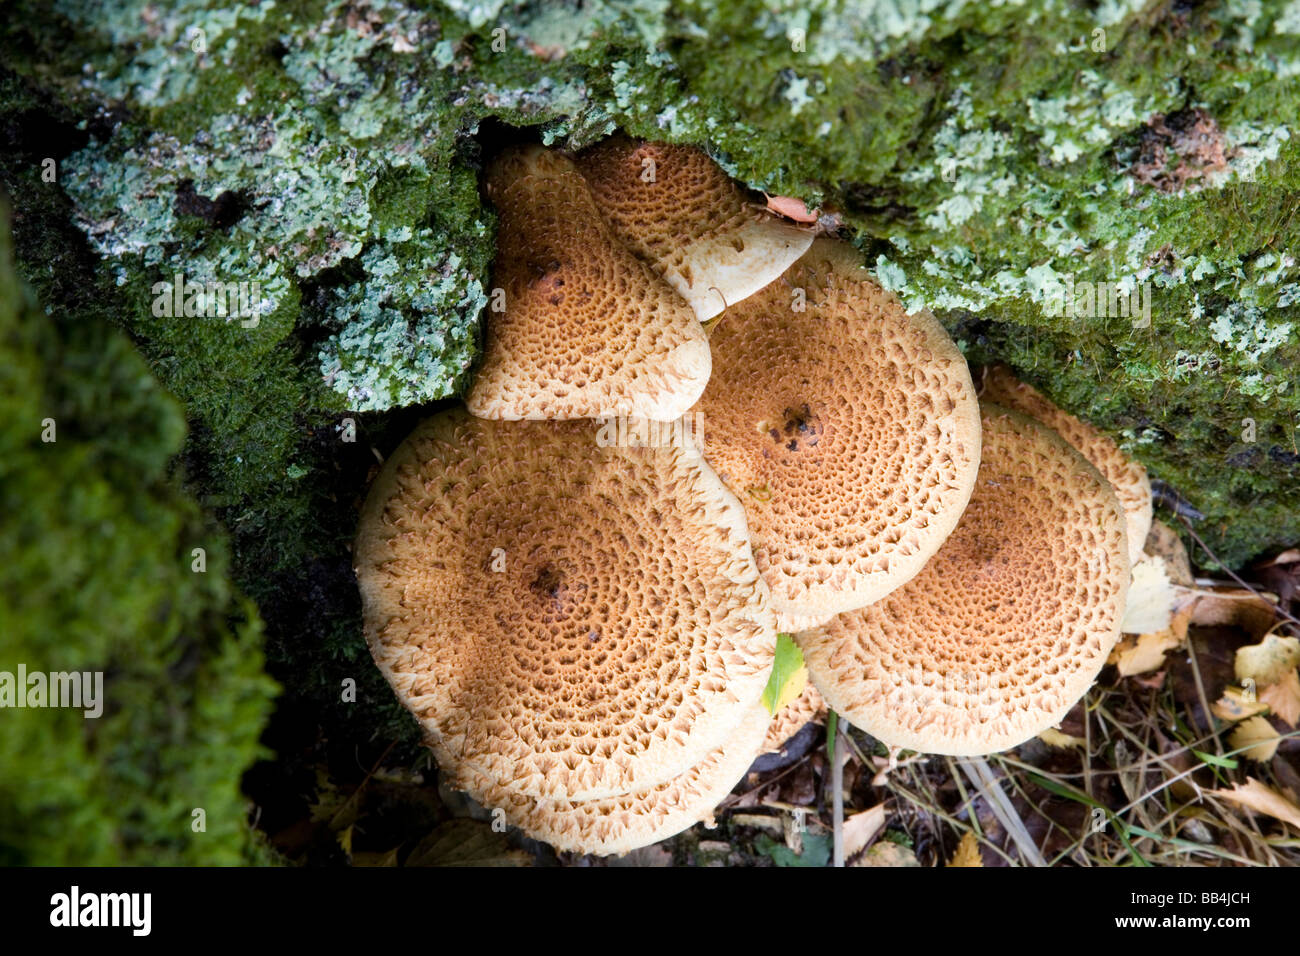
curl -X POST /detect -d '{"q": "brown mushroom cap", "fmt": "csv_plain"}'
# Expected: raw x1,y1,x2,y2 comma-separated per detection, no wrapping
694,238,983,624
795,403,1130,756
466,145,711,421
354,408,776,800
761,684,827,755
451,702,772,856
574,135,815,320
981,364,1152,566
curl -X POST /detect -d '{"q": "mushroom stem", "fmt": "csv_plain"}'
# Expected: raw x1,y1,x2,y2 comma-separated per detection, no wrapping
829,710,844,867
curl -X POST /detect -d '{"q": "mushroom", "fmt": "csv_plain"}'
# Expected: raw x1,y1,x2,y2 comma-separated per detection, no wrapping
761,684,827,756
981,364,1152,567
466,145,711,421
694,238,983,630
452,703,772,855
574,135,815,321
353,408,776,800
777,609,838,632
794,403,1131,756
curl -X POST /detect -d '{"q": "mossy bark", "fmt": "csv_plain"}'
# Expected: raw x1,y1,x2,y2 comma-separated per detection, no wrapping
1,4,1298,851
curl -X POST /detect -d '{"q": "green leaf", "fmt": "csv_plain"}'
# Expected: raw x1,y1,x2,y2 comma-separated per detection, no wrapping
1193,749,1239,769
755,833,831,867
761,634,807,715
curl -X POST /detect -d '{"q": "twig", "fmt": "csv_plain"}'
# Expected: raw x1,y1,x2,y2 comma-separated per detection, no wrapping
1183,627,1222,756
958,757,1048,867
717,751,813,809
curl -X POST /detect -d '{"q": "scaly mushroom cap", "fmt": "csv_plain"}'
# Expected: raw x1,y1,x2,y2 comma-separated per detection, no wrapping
981,364,1152,567
574,135,814,321
776,608,837,633
452,703,772,856
695,238,983,624
354,408,776,800
466,145,711,421
761,684,827,755
795,404,1130,756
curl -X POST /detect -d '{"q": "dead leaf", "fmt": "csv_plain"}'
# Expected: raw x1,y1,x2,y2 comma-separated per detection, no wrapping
1122,556,1175,634
405,819,531,867
1143,521,1194,585
1272,755,1300,805
947,831,983,867
1215,777,1300,829
1039,727,1086,748
1191,588,1280,636
1133,669,1167,690
1236,634,1300,687
1228,716,1281,762
841,805,887,860
852,841,920,867
607,845,674,867
1211,685,1270,722
1111,605,1191,676
351,846,399,867
1260,669,1300,728
731,813,782,835
1259,549,1300,567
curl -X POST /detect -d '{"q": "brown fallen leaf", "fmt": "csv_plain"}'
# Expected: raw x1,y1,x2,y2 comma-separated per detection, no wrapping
1211,685,1270,722
730,813,783,835
1191,588,1280,635
351,847,400,867
1272,755,1300,805
1228,716,1281,762
841,805,887,860
1260,669,1300,728
1256,549,1299,609
1236,634,1300,688
947,831,983,867
607,844,674,867
1143,521,1194,586
1111,605,1191,676
405,819,532,867
1214,777,1300,829
1133,669,1167,690
1259,548,1300,566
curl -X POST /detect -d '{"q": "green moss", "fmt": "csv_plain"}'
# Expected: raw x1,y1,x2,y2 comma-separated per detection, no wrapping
0,210,277,865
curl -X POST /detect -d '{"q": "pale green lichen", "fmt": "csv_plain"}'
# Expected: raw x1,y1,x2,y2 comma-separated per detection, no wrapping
317,227,488,411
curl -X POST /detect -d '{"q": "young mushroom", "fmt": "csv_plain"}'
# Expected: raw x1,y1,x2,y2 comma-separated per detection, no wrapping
466,145,711,421
794,403,1131,756
981,364,1153,567
573,135,815,321
353,408,776,800
693,238,983,631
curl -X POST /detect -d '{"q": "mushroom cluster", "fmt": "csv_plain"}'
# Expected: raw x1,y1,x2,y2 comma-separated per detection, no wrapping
355,137,1144,855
